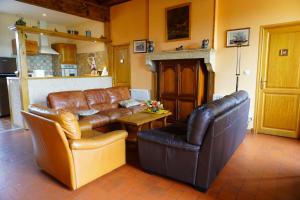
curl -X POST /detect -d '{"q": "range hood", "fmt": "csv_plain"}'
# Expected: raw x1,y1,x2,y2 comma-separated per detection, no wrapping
38,21,59,55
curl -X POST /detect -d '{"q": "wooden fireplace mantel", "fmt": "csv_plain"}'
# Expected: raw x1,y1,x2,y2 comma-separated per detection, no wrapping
145,49,215,72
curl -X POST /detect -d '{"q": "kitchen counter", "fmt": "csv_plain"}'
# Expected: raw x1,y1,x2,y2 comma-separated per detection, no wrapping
27,75,108,79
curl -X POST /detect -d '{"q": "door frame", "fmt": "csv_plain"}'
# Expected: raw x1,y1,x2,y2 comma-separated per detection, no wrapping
110,43,131,87
254,21,300,134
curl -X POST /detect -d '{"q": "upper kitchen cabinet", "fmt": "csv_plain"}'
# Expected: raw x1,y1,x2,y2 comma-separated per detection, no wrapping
12,39,38,55
51,43,77,64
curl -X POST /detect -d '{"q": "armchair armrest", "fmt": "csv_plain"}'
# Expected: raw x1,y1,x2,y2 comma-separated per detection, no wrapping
78,121,93,132
69,130,128,150
138,129,200,152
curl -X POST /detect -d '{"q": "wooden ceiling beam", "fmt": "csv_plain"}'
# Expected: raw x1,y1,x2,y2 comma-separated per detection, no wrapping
16,0,110,22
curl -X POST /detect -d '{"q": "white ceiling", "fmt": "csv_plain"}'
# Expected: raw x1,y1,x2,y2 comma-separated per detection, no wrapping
0,0,95,25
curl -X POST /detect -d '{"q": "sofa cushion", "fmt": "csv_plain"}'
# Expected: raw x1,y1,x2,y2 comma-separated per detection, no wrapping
84,88,111,107
206,96,236,117
28,104,81,140
99,108,132,122
230,90,249,104
89,103,119,112
106,86,131,104
119,99,141,108
47,91,89,112
187,105,214,146
128,104,147,114
79,114,110,128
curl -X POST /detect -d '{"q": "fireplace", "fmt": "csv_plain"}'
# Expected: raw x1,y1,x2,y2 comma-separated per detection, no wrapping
145,49,215,121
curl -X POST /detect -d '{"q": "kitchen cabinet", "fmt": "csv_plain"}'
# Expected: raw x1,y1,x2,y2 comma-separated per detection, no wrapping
12,39,38,55
51,43,77,64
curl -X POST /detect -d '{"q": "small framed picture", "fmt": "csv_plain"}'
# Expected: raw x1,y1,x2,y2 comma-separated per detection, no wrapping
226,28,250,47
133,40,147,53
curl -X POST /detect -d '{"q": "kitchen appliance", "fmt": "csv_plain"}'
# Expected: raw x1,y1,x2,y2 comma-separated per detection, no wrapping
61,64,78,77
38,21,59,55
0,57,17,117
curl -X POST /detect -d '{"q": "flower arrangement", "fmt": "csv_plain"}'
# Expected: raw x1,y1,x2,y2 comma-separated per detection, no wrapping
146,100,164,113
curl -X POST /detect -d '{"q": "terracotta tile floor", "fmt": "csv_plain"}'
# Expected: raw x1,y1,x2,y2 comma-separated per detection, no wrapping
0,118,300,200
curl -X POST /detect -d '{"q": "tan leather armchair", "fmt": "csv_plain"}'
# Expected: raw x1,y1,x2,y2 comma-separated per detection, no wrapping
21,105,128,190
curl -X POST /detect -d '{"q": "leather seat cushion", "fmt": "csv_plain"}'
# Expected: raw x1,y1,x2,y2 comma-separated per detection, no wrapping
187,105,214,146
99,108,132,122
105,87,131,104
128,104,147,114
230,90,249,104
79,114,110,128
90,103,119,112
84,89,111,108
47,91,89,112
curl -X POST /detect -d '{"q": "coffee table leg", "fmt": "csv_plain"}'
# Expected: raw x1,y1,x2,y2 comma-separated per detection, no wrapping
137,125,142,132
149,121,154,129
162,117,167,127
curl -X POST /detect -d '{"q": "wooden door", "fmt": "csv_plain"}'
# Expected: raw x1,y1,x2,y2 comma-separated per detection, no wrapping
159,61,177,121
159,60,200,121
112,44,131,87
177,61,198,121
256,23,300,138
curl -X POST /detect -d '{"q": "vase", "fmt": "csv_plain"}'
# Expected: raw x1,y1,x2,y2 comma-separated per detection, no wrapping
148,41,154,53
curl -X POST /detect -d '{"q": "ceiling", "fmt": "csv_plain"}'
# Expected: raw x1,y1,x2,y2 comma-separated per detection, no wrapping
83,0,130,6
0,0,96,25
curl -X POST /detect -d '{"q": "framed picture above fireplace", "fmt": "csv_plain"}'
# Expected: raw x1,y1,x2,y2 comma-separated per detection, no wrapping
165,3,191,41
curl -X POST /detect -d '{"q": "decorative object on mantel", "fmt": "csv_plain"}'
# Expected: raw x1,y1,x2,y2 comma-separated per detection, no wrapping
175,45,184,51
147,41,154,53
226,28,250,47
226,28,250,91
201,39,209,49
166,3,191,41
133,40,147,53
15,17,26,26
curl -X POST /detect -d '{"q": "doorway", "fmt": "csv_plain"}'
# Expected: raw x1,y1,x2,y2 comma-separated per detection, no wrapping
255,22,300,138
111,44,131,87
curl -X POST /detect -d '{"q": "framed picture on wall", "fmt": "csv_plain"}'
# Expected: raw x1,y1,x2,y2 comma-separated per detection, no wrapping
166,3,191,41
226,28,250,47
133,40,147,53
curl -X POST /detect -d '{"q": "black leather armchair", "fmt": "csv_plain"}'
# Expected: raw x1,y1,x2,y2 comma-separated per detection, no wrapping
137,91,250,191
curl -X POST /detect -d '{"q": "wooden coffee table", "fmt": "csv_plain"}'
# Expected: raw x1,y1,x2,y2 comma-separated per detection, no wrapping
117,111,172,142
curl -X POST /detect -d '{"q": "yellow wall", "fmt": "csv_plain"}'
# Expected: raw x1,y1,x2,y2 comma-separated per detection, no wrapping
215,0,300,125
110,0,153,91
149,0,215,51
110,0,300,128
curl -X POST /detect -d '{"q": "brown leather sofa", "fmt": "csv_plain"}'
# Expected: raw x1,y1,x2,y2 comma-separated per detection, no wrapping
22,104,128,190
137,91,250,191
47,86,147,130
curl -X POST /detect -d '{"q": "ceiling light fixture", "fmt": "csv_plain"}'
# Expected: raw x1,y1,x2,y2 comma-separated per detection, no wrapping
42,13,47,17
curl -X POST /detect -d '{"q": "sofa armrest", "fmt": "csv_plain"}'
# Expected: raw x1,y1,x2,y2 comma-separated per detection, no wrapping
138,130,200,152
69,130,128,150
78,121,93,132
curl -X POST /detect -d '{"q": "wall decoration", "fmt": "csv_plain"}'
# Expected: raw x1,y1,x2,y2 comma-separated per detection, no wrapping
166,3,191,41
133,40,147,53
226,28,250,47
